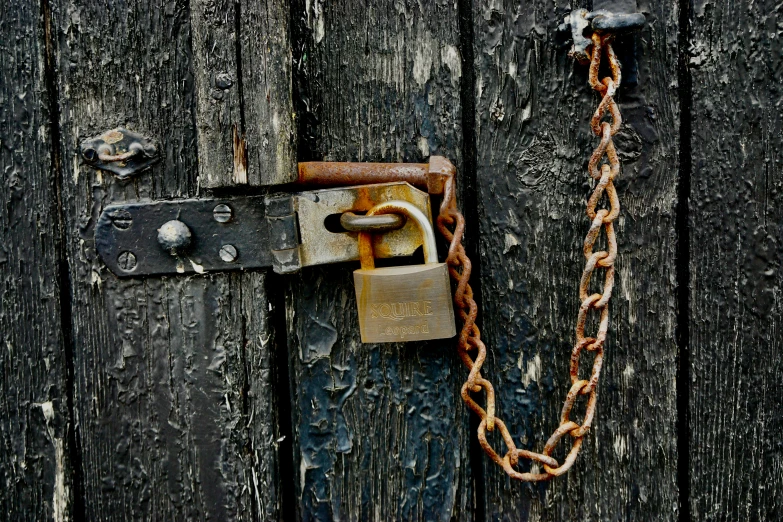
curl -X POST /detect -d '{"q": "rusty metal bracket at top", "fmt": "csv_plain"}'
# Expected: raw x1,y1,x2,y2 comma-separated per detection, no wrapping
296,155,454,195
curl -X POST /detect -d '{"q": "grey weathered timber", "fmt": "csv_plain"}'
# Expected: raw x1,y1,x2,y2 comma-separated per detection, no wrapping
239,0,296,187
689,0,783,519
50,0,279,519
190,0,295,188
190,0,243,186
471,0,680,519
287,0,472,520
0,2,73,519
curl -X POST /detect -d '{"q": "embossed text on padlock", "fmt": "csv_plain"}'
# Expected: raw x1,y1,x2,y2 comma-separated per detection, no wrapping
353,201,456,343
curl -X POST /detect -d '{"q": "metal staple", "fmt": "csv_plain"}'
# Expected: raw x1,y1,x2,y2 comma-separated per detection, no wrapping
438,33,623,480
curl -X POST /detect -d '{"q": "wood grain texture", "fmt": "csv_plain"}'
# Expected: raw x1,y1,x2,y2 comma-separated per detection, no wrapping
288,0,472,519
239,0,296,187
191,0,296,188
471,0,679,519
190,0,243,186
50,0,280,518
0,1,73,519
689,0,783,519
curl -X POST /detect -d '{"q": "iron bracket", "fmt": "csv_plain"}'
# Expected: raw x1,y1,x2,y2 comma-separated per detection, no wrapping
81,128,159,180
96,182,433,277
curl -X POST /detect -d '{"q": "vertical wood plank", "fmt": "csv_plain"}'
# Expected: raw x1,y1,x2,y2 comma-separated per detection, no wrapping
0,1,73,519
689,0,783,519
241,271,283,520
190,0,243,186
239,0,296,187
471,0,680,519
51,0,280,518
288,0,472,519
190,0,296,188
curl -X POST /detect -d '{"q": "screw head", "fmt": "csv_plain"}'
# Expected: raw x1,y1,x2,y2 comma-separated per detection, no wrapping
157,220,192,254
219,244,238,263
108,209,133,230
213,204,233,223
117,251,137,271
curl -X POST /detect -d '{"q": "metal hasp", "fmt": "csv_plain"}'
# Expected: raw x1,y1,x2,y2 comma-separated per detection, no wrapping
81,128,159,180
558,9,646,64
266,182,432,274
96,182,432,277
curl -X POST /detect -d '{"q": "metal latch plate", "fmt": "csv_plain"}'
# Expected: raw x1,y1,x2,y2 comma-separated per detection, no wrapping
96,197,270,276
96,182,432,277
293,182,431,268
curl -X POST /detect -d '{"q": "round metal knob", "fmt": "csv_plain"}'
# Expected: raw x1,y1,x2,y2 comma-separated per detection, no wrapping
157,220,192,255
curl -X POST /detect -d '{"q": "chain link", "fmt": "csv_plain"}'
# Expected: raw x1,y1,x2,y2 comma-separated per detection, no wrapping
437,33,622,481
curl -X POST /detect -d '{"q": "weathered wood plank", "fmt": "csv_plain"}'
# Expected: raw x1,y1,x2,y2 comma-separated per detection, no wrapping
288,0,472,519
239,0,296,187
0,1,73,519
190,0,243,186
240,271,284,520
190,0,295,188
51,0,279,518
689,0,783,519
471,0,680,519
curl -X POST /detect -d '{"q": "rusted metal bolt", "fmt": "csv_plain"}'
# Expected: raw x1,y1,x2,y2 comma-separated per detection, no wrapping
80,127,160,179
117,251,137,272
108,209,133,230
213,204,233,223
219,244,237,263
590,11,646,34
157,219,192,254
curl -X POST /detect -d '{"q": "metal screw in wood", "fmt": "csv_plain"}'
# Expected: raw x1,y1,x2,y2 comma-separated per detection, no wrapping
219,244,238,263
108,209,132,230
117,251,137,272
213,204,233,223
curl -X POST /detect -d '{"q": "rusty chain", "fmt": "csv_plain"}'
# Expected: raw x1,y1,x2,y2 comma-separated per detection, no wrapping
436,33,622,480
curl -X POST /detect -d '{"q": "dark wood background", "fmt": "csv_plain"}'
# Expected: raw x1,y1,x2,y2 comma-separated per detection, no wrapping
1,0,780,520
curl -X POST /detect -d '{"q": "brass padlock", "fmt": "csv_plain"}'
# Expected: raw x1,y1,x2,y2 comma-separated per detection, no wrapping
353,200,456,343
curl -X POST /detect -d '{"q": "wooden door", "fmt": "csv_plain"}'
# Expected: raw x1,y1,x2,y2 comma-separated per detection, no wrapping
1,0,781,521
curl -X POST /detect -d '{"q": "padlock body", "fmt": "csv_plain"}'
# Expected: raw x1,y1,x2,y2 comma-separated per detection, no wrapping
353,263,456,343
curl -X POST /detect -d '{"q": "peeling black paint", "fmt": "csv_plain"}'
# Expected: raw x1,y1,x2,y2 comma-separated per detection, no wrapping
689,0,783,519
47,0,280,519
288,2,472,519
472,0,680,519
4,0,783,520
0,1,73,519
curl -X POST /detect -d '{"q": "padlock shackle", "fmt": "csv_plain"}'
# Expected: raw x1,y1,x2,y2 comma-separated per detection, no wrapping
358,200,438,270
